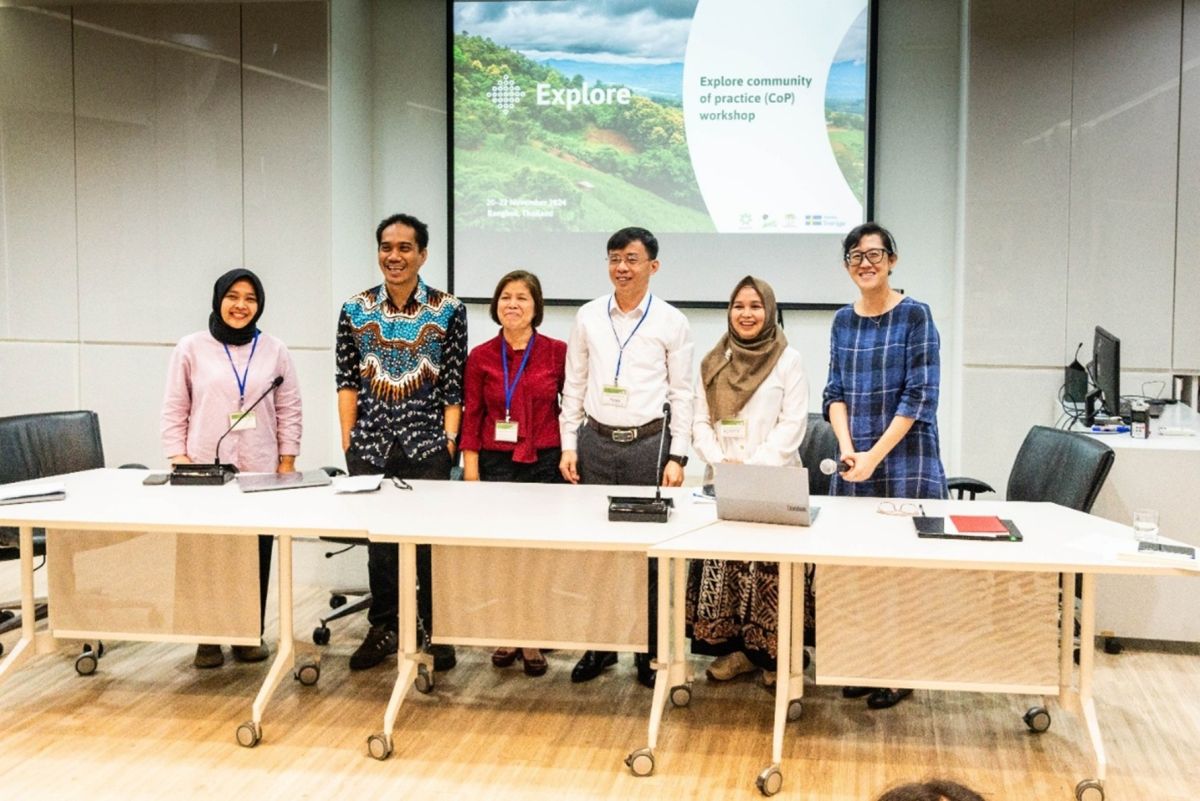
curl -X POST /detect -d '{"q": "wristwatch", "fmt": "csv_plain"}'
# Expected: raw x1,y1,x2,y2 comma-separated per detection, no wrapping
667,454,688,467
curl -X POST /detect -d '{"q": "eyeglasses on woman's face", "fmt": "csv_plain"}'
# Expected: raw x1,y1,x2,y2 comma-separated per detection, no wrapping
844,248,889,267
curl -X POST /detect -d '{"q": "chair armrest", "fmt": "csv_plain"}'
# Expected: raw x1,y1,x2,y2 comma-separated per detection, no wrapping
321,466,347,477
946,476,996,500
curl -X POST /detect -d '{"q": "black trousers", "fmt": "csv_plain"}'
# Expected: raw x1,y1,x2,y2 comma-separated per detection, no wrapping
576,422,670,659
477,447,563,484
346,445,453,635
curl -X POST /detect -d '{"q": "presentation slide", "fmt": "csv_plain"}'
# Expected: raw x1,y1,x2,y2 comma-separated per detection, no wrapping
450,0,871,305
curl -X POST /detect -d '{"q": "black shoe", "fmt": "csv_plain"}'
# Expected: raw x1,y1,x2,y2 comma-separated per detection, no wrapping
426,643,457,672
634,653,656,689
866,688,913,709
571,650,617,683
349,626,398,671
842,685,872,698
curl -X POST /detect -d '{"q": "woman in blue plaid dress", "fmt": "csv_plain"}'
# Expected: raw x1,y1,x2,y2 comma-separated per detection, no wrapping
822,222,948,709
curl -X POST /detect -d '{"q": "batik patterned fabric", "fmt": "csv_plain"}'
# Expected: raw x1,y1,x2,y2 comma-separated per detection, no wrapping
336,280,467,467
821,296,948,500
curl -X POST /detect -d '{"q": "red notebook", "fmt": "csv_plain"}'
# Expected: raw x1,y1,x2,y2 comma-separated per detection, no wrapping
949,515,1009,534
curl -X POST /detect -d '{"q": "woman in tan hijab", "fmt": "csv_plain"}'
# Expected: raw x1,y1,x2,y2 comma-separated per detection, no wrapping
686,275,809,687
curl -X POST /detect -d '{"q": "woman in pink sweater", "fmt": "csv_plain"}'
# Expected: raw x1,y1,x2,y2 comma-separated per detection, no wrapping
160,268,303,668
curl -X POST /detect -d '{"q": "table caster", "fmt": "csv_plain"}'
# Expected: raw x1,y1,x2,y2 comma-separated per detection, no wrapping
625,747,654,777
669,684,692,707
1023,705,1051,733
756,764,783,796
235,721,261,748
313,626,331,646
75,651,98,676
295,663,320,686
414,664,434,694
1075,778,1104,801
367,732,392,761
787,700,803,722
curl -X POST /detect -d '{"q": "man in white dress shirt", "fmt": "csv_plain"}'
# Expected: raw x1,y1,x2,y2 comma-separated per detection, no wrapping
558,226,694,688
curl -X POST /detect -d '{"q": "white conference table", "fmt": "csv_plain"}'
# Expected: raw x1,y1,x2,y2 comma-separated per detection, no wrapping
650,496,1200,799
354,479,713,762
0,467,365,747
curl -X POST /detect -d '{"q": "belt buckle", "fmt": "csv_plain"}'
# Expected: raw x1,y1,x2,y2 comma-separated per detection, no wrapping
611,427,636,443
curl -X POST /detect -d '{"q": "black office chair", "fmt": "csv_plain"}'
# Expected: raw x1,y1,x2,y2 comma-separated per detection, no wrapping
311,466,370,646
0,411,107,653
948,425,1114,512
947,424,1116,664
799,413,839,496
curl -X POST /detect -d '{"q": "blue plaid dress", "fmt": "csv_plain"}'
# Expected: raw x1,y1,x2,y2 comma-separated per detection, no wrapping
822,297,948,500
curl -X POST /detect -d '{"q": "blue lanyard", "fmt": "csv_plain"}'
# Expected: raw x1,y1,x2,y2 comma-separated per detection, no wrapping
223,332,259,408
501,331,536,421
607,294,652,386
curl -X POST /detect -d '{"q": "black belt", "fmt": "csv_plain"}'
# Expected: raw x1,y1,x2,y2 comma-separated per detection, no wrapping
586,416,665,444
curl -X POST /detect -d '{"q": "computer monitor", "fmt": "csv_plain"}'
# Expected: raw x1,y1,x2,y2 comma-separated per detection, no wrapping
1092,326,1121,418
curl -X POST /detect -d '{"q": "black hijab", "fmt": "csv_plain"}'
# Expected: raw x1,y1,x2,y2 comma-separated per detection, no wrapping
208,269,265,346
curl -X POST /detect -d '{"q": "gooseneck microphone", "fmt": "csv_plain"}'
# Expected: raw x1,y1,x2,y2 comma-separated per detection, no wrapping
653,401,671,503
607,401,674,523
170,375,284,486
213,375,284,467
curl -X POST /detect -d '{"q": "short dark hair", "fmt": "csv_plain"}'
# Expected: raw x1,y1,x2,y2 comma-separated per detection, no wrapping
489,270,545,329
842,221,897,259
607,226,658,260
376,213,429,250
876,780,986,801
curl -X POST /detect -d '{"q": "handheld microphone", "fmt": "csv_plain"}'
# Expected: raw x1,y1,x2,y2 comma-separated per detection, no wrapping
171,375,284,486
213,375,284,466
819,458,851,476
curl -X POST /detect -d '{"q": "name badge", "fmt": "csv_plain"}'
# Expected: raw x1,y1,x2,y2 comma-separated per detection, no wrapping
601,385,629,408
718,418,747,439
494,420,519,443
228,410,257,430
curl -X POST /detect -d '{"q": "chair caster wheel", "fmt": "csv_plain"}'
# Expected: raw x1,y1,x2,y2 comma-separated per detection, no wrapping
669,684,692,707
787,700,803,722
329,594,347,609
756,765,784,796
367,732,392,760
0,641,5,658
1075,778,1104,801
414,664,434,694
236,721,261,748
313,626,330,646
625,747,654,776
75,652,98,676
1023,705,1051,733
295,663,320,686
1103,636,1122,655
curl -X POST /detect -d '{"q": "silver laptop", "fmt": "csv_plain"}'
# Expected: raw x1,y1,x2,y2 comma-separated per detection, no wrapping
714,463,817,526
237,469,332,493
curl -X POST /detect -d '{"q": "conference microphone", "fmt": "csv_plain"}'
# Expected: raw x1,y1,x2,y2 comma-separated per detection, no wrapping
819,458,851,476
608,401,675,523
170,375,284,486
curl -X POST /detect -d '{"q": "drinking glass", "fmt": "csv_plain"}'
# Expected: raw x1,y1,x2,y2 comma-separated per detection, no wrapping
1133,508,1160,544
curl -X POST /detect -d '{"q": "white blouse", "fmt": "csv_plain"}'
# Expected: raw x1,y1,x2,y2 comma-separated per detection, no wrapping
691,346,809,476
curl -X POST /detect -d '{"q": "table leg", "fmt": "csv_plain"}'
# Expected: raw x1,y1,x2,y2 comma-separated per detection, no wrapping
1077,573,1106,791
236,534,299,748
756,560,791,796
0,525,40,685
370,542,429,761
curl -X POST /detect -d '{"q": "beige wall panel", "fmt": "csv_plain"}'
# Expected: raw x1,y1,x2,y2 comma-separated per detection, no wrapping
0,342,80,419
0,9,78,341
79,343,174,469
241,68,330,350
1066,0,1180,370
242,1,328,85
963,0,1072,367
286,347,339,471
74,16,243,344
431,546,648,650
74,3,240,60
1174,0,1200,371
817,565,1059,688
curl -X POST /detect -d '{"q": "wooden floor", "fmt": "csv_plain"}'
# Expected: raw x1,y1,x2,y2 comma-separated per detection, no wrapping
1,582,1198,801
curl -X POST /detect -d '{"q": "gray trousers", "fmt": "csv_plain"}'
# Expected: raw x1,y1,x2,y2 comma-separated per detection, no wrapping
577,421,670,657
